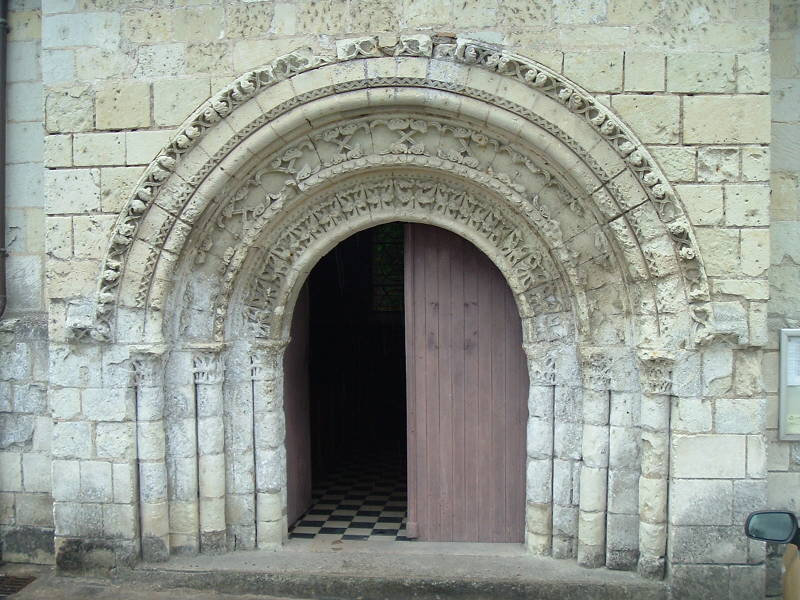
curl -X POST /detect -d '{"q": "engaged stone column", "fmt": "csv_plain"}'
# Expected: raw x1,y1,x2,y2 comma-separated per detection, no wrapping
637,349,674,580
251,340,289,548
577,348,611,568
192,344,228,553
524,345,556,556
131,345,170,562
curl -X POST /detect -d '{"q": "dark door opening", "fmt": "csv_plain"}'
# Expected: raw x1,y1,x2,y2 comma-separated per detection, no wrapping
288,223,409,541
284,222,527,544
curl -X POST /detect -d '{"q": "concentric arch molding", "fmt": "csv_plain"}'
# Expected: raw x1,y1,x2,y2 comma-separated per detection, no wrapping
83,34,712,346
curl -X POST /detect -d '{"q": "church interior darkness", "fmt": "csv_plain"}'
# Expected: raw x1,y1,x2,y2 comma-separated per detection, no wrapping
288,223,409,541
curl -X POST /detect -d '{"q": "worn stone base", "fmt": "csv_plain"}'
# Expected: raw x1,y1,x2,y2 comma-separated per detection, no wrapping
577,544,605,568
638,556,666,580
55,537,139,573
1,526,55,564
606,549,638,571
200,531,227,554
141,535,170,563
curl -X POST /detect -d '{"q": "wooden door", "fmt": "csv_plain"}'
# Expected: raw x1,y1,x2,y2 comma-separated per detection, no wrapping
405,224,528,542
284,283,312,525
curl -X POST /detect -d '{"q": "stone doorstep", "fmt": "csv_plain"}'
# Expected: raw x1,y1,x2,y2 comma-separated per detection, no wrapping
123,545,668,600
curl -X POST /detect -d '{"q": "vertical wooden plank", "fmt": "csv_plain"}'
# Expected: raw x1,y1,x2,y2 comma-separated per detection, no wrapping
475,248,494,542
405,224,527,543
490,259,508,542
284,284,312,526
437,227,454,540
422,225,441,539
450,236,467,541
462,238,480,542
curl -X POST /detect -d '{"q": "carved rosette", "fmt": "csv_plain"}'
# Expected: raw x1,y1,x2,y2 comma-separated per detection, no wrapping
637,349,675,396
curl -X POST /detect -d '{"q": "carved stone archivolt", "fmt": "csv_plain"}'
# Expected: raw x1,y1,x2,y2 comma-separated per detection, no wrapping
87,35,711,350
229,173,572,341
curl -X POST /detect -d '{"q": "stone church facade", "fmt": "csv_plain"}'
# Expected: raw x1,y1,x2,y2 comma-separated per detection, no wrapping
0,0,796,598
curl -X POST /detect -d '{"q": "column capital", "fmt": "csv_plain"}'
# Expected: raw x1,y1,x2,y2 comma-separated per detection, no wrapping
525,344,557,385
130,345,169,386
637,348,675,396
579,346,611,391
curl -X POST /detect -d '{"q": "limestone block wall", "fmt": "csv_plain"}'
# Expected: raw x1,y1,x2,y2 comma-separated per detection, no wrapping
0,0,779,597
0,0,53,564
766,0,800,596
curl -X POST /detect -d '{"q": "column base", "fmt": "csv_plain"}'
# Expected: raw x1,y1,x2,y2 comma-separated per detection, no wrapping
638,555,666,580
200,530,228,554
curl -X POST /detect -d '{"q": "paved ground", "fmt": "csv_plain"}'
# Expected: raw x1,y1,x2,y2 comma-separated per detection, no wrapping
0,541,667,600
2,565,306,600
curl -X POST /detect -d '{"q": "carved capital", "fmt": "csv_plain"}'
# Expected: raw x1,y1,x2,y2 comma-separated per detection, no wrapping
250,339,290,381
637,348,675,396
579,347,611,391
525,344,557,385
130,344,169,387
189,343,226,385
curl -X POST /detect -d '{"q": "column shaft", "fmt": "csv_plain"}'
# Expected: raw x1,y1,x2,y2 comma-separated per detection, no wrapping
577,349,611,568
251,341,288,548
637,350,674,580
132,346,170,562
193,348,227,553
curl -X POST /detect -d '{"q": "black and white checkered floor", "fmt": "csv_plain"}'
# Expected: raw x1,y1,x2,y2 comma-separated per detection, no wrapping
289,454,410,542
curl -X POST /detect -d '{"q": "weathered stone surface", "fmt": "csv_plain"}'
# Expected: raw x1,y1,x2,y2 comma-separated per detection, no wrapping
697,148,739,183
684,96,771,144
669,479,733,526
95,81,151,130
52,422,93,459
667,53,736,93
672,435,746,479
44,168,101,215
45,86,94,134
611,95,679,144
623,52,664,92
153,79,211,127
73,133,125,167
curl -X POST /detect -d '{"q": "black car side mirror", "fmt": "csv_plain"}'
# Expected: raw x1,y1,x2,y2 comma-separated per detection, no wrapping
745,511,800,546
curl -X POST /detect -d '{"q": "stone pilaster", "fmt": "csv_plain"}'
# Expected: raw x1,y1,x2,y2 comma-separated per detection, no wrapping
251,339,289,548
577,348,611,568
637,349,674,580
131,345,170,562
191,344,228,554
524,344,556,556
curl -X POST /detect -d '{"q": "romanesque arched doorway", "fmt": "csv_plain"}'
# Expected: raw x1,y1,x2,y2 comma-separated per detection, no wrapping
284,222,528,543
78,36,713,580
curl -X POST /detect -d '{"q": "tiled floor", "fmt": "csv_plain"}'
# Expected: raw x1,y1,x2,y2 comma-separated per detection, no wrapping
289,453,410,542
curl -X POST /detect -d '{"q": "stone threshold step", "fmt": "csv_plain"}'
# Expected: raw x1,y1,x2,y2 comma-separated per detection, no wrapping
129,548,667,600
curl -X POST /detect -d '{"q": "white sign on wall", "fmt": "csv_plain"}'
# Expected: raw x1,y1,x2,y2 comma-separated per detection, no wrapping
780,329,800,440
